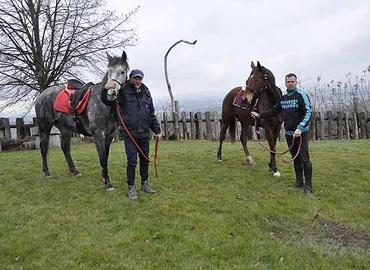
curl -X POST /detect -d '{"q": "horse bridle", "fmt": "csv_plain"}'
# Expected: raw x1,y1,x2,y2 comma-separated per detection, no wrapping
246,73,268,111
106,78,128,101
112,78,127,90
245,73,268,94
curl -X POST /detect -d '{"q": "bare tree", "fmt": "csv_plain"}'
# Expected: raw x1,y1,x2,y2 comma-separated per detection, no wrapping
0,0,139,112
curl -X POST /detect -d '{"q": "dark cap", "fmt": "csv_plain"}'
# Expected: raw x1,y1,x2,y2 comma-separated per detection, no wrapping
130,69,144,78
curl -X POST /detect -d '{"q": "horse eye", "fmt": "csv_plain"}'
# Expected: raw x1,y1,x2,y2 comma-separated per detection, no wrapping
121,71,126,75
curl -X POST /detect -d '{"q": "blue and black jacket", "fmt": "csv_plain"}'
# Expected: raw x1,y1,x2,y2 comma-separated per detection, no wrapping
257,88,312,136
101,82,161,138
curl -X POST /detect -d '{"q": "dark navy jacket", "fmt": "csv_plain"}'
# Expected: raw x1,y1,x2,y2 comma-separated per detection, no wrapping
258,88,312,135
101,82,161,138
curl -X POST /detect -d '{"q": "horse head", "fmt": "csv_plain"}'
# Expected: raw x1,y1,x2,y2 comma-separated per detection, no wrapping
106,51,129,101
243,61,280,106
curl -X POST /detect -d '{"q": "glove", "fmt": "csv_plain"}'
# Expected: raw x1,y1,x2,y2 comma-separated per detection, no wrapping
293,128,302,137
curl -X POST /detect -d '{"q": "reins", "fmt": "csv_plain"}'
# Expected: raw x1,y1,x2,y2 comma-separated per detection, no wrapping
115,103,160,180
253,118,302,164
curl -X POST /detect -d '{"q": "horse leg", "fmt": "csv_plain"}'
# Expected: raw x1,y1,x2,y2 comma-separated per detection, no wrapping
59,128,81,175
94,133,114,191
39,123,52,177
240,124,255,165
217,120,228,161
265,128,280,177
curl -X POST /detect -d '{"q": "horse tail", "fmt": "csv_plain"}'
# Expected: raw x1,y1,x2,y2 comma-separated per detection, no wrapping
229,118,236,142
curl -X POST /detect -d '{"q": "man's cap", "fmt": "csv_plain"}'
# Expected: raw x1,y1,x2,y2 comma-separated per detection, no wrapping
130,69,144,78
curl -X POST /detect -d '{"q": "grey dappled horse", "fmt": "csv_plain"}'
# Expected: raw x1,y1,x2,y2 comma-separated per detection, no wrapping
35,51,129,190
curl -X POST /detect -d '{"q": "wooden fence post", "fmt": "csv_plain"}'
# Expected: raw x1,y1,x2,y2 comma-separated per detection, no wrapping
163,112,169,140
344,112,350,139
172,111,179,140
190,112,196,139
352,112,358,139
205,111,212,140
327,111,333,140
213,112,221,141
319,112,325,140
196,111,203,140
359,112,366,139
337,111,343,140
16,118,25,139
181,111,188,140
311,111,316,141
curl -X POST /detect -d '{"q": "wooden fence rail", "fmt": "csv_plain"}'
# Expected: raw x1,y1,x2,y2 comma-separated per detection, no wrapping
1,110,370,151
156,110,370,141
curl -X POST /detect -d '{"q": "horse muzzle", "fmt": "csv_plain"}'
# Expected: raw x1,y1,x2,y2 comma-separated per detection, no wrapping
106,88,117,101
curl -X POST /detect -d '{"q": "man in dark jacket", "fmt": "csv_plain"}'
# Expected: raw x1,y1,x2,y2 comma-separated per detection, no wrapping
251,73,313,195
101,69,161,201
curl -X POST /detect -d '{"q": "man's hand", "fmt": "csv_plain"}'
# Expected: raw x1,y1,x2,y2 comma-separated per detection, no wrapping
104,79,116,90
251,112,258,119
155,134,162,141
293,128,302,137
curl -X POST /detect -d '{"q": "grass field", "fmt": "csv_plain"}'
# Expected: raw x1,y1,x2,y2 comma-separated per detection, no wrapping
1,139,369,269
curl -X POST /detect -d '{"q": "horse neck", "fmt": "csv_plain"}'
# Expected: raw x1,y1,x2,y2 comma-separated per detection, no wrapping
260,83,281,108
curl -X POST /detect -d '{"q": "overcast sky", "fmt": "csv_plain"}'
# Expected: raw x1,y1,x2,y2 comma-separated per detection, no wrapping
105,0,370,103
2,0,370,118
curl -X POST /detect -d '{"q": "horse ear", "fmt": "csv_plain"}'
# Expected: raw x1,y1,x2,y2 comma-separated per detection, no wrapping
106,52,113,62
251,61,255,69
122,51,127,62
257,61,263,71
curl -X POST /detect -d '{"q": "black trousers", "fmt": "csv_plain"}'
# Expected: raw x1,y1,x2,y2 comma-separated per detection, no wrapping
123,137,150,186
286,131,313,189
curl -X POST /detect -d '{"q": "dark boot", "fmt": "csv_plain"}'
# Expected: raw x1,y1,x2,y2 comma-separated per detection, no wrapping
141,180,156,194
128,185,137,201
292,161,304,188
303,162,313,195
292,178,304,188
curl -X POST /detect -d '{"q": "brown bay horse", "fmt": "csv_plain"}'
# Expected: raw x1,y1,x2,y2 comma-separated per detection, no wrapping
217,61,283,176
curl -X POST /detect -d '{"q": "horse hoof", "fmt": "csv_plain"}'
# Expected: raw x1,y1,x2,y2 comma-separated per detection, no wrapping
273,171,281,177
73,171,82,176
106,184,115,191
217,159,223,162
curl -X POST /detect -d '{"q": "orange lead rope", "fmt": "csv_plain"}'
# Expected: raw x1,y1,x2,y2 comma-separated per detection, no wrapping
116,103,160,180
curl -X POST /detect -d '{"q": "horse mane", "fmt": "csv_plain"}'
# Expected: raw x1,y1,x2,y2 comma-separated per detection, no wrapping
258,63,282,104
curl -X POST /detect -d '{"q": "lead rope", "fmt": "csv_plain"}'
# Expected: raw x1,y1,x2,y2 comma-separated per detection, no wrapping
116,103,159,180
253,118,302,164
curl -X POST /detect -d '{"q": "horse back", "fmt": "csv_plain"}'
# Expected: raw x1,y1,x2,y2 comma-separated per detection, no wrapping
35,86,64,122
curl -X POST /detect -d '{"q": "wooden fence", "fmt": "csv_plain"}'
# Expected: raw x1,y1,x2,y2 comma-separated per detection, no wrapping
156,110,370,141
1,110,369,151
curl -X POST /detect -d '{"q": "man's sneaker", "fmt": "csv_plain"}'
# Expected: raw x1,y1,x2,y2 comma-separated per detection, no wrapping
128,185,137,201
141,180,156,194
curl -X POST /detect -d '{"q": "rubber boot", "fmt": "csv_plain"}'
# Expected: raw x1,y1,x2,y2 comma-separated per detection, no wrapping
292,162,304,188
303,162,313,195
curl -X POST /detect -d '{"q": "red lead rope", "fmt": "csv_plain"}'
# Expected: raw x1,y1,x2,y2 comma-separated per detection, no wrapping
253,118,302,164
116,103,159,180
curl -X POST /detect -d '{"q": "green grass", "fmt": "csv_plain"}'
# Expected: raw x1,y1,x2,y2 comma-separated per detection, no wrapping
1,139,370,269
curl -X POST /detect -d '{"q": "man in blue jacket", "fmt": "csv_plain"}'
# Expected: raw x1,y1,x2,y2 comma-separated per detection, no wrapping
102,69,161,201
251,73,313,195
